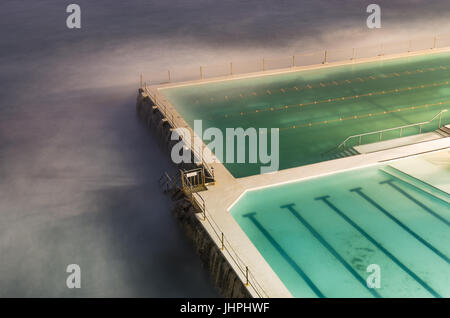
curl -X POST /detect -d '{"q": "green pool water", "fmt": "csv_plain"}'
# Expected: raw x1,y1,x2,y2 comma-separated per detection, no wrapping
162,52,450,178
229,164,450,298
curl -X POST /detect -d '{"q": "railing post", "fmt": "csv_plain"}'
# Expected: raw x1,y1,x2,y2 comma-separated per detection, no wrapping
202,167,205,186
419,125,422,134
200,66,203,80
379,131,382,141
262,58,265,71
292,55,295,67
439,111,442,128
400,127,403,137
230,62,233,76
323,50,328,64
245,267,249,286
202,201,206,221
181,170,185,192
351,48,356,60
168,70,171,83
434,36,437,49
358,135,362,145
221,233,224,251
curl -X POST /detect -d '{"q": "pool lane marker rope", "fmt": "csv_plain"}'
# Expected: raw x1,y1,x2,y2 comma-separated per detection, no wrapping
193,65,449,104
315,195,441,298
281,203,381,298
350,187,450,264
215,80,450,119
277,100,450,131
243,212,325,298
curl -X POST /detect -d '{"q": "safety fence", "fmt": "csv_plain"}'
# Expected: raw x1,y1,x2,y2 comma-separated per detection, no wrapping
144,85,215,181
143,34,450,85
182,172,269,298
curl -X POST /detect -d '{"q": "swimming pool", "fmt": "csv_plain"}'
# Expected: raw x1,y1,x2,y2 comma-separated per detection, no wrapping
162,52,450,177
229,159,450,297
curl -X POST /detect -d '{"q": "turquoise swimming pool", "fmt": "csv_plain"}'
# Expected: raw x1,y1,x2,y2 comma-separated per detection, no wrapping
162,52,450,177
229,161,450,297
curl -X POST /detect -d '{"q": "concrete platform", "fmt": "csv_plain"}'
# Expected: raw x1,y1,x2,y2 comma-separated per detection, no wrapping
355,131,443,154
388,149,450,195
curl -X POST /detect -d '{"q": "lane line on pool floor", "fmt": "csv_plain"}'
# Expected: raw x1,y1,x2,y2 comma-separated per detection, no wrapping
349,187,450,264
314,195,441,298
242,212,325,298
280,203,381,298
379,179,450,227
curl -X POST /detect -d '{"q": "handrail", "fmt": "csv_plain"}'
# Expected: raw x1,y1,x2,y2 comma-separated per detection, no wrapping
337,109,448,150
158,172,172,191
144,86,215,181
140,34,450,85
159,171,180,192
182,172,269,298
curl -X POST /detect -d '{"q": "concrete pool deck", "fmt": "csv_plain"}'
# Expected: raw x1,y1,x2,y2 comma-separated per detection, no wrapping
155,46,450,90
389,148,450,195
354,131,443,154
147,46,450,297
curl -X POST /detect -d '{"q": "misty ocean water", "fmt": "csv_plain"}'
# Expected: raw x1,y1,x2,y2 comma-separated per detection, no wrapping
1,0,450,297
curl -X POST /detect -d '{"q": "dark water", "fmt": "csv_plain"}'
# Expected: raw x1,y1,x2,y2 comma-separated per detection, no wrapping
0,0,449,297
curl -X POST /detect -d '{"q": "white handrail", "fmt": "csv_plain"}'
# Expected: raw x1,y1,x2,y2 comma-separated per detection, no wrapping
182,174,269,298
337,109,448,149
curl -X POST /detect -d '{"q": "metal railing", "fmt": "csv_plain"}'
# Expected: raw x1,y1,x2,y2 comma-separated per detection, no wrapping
337,109,448,150
144,85,215,181
158,172,174,192
141,34,450,85
182,173,269,298
181,167,206,191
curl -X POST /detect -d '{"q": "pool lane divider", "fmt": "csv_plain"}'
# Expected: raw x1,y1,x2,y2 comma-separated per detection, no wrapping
349,187,450,264
315,195,441,298
197,65,449,105
216,80,450,119
212,99,450,132
379,179,450,227
280,203,381,298
242,212,325,298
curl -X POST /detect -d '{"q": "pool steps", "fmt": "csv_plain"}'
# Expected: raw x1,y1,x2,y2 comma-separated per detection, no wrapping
436,125,450,137
381,165,450,204
326,147,360,160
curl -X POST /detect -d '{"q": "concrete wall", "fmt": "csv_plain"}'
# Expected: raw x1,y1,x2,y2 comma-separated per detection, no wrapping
136,89,251,298
172,200,251,298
